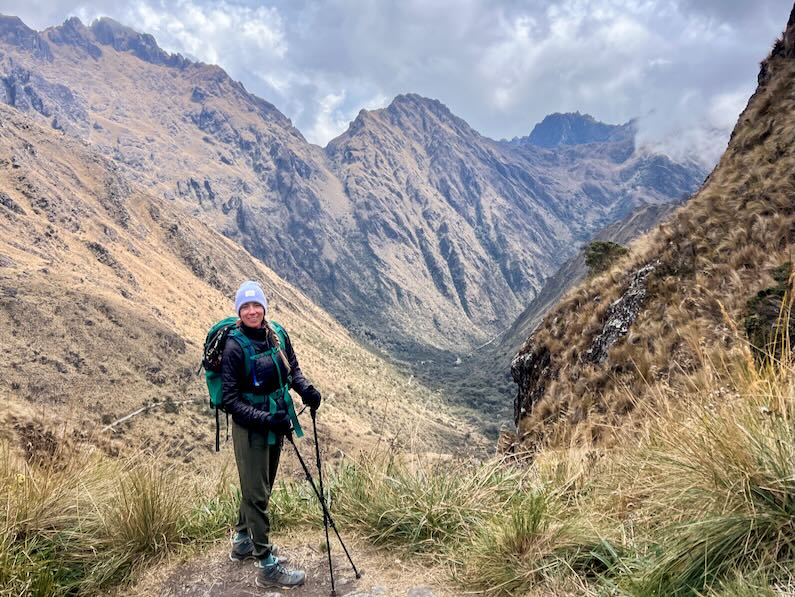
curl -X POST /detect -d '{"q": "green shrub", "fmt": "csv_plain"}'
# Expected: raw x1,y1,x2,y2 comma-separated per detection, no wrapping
585,241,629,275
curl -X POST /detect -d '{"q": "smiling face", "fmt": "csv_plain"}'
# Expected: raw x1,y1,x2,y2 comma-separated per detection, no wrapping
239,301,266,328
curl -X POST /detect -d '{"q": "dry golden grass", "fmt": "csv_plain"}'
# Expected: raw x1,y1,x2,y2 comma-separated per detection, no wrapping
514,49,795,451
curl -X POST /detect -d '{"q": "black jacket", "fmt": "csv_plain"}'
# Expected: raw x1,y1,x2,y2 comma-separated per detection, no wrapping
221,323,311,430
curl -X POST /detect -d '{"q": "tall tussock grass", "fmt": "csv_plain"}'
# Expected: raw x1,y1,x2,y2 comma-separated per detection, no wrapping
269,328,794,596
612,342,795,596
0,446,237,596
273,448,618,595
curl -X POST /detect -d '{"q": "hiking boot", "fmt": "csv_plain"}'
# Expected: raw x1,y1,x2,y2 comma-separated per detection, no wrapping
254,555,305,590
229,532,289,563
229,531,254,561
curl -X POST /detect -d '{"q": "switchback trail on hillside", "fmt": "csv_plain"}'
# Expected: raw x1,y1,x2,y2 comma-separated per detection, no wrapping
123,529,455,597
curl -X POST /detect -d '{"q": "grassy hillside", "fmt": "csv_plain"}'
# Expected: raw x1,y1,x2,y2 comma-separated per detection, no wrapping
510,9,795,451
0,102,483,473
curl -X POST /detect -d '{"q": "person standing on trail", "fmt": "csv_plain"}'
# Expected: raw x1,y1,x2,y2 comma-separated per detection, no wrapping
222,280,323,590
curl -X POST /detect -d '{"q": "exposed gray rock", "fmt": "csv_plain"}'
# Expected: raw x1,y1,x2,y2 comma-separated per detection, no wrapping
584,261,658,364
90,17,189,68
1,67,50,116
47,17,102,59
0,15,53,61
0,66,88,133
176,177,219,207
511,344,553,425
84,241,139,288
190,86,207,102
99,171,132,229
0,191,25,215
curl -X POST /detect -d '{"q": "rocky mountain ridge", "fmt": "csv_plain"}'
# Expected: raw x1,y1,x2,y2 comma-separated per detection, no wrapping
509,111,634,148
0,14,706,357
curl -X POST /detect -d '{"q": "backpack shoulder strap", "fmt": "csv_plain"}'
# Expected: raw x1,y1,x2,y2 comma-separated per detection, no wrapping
269,320,288,348
228,327,251,349
227,328,255,380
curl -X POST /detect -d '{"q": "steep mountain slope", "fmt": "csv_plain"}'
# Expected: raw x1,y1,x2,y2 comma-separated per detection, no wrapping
509,6,795,451
409,200,684,439
326,95,704,348
0,14,705,356
0,101,479,466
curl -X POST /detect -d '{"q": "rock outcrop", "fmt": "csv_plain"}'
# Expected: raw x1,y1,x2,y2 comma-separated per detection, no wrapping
0,15,53,61
511,345,552,425
89,17,190,68
583,261,657,364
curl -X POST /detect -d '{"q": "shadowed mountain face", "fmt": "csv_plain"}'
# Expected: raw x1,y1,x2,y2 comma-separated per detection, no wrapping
509,4,795,452
510,112,634,148
0,15,706,355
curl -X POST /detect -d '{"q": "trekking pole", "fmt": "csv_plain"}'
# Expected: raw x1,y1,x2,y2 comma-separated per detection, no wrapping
286,433,362,585
312,409,336,596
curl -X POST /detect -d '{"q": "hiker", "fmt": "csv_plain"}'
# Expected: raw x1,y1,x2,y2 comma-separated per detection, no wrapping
222,280,322,589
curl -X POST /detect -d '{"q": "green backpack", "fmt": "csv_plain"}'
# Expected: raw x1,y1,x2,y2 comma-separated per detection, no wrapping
200,317,304,451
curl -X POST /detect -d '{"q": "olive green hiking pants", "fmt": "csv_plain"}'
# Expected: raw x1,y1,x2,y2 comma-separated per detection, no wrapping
232,421,283,559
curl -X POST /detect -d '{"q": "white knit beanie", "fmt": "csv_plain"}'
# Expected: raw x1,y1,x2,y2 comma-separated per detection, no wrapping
234,280,268,315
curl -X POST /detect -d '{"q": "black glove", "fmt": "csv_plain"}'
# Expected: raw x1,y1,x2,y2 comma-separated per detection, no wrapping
302,385,322,411
262,410,292,435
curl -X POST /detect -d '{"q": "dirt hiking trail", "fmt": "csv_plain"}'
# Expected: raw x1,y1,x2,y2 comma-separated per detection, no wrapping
122,529,459,597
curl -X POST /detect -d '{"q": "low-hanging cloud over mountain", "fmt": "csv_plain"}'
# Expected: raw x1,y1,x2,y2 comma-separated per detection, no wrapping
5,0,792,164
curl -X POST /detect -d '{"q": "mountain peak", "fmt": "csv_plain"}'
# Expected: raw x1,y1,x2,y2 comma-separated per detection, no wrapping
0,13,53,61
47,16,103,59
88,17,190,68
518,112,632,148
335,93,477,144
387,93,457,121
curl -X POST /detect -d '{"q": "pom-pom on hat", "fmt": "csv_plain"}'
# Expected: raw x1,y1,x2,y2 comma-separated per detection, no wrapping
234,280,268,315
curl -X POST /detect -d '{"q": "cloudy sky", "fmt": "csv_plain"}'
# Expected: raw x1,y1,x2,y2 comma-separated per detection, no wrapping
4,1,792,163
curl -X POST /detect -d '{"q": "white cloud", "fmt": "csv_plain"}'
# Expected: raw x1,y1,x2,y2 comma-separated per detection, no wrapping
306,91,347,146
